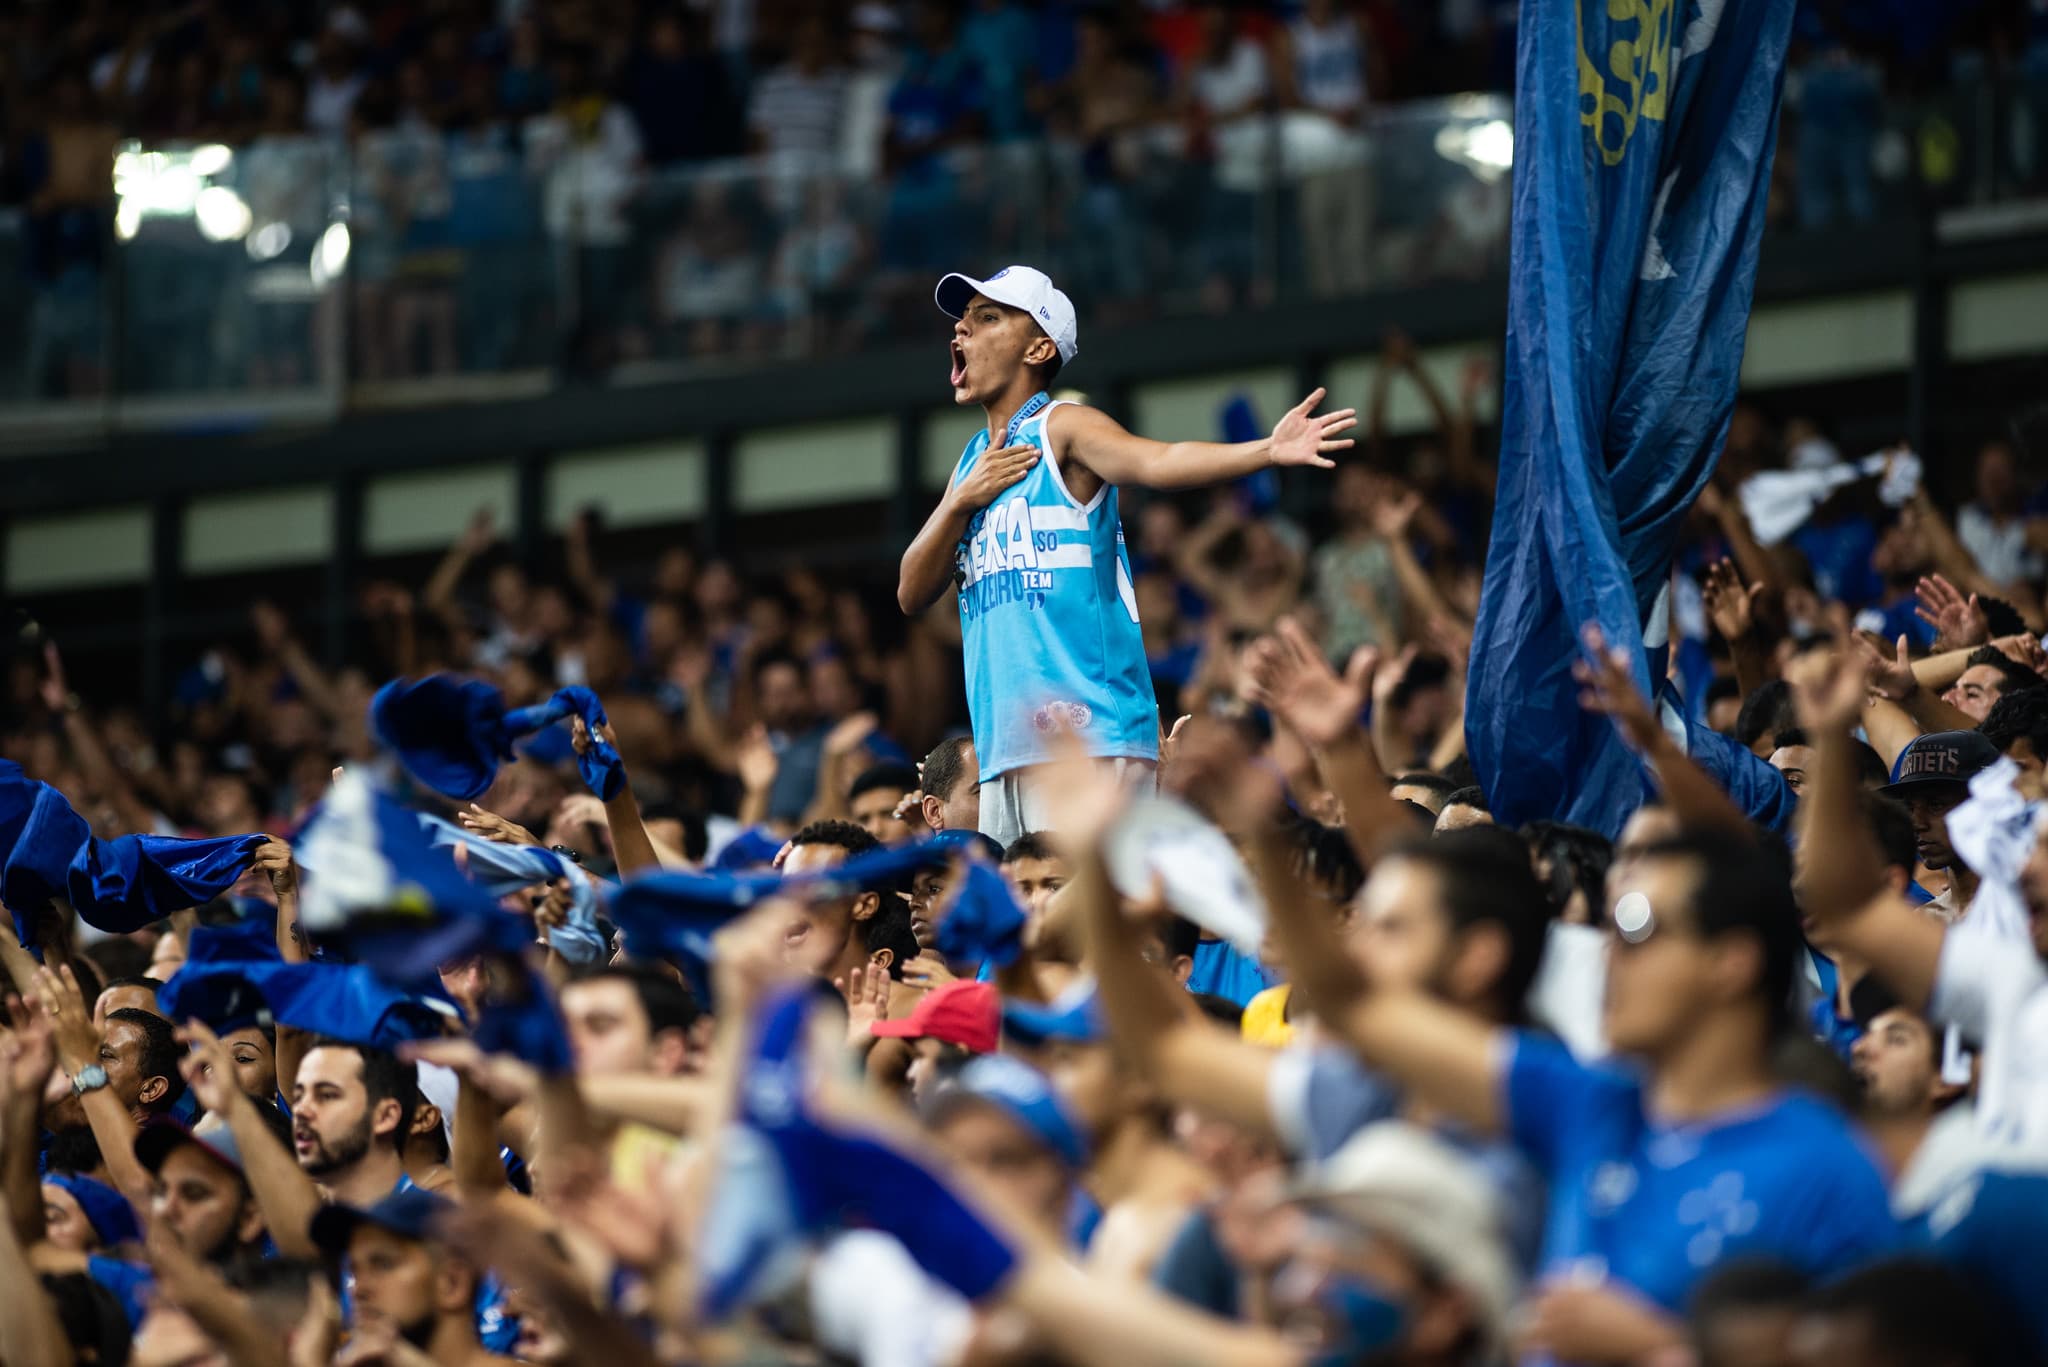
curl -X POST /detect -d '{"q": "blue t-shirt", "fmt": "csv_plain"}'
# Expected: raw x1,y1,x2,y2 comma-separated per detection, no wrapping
1504,1032,1898,1315
1908,1168,2048,1362
87,1256,153,1327
1184,939,1277,1009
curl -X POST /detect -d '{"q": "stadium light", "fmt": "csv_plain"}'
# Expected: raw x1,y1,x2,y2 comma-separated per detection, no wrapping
194,185,253,242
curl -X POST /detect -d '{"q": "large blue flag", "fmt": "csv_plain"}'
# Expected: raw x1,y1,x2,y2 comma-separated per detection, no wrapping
1467,0,1797,835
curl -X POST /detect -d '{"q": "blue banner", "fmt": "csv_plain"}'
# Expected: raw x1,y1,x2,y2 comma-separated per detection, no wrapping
1467,0,1797,835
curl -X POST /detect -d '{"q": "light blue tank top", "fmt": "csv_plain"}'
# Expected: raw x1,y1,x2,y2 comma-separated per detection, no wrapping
953,397,1160,782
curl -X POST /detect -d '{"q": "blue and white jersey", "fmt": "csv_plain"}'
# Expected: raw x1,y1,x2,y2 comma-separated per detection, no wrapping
952,397,1159,782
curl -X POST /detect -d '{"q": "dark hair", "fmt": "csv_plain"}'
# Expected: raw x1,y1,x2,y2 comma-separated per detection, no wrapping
862,896,923,979
1770,1032,1859,1112
1002,832,1059,865
101,976,163,999
1638,832,1801,1033
82,937,152,984
1801,1258,2000,1367
1847,973,1907,1032
1160,914,1202,962
1389,771,1456,803
1735,681,1796,751
1438,754,1477,792
1522,821,1615,926
848,762,920,805
1397,799,1436,827
1963,644,2045,696
1861,793,1917,877
1704,675,1742,709
1283,815,1365,903
921,736,977,804
1769,726,1808,751
1442,785,1488,813
1687,1258,1811,1366
1191,992,1243,1028
1848,737,1890,788
568,963,702,1037
792,818,882,861
1977,595,2026,639
1386,826,1549,1020
304,1039,417,1148
638,800,709,862
45,1128,102,1174
1980,685,2048,759
40,1273,131,1367
107,1009,185,1115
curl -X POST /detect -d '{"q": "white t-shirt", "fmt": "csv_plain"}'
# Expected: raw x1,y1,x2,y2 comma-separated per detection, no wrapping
1957,503,2042,587
808,1231,974,1367
1929,924,2048,1153
1192,39,1271,118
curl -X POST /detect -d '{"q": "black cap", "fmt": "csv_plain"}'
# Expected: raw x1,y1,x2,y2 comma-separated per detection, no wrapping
1877,730,1999,800
308,1186,453,1256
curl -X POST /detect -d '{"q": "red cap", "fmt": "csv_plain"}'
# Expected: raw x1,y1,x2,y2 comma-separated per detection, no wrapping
869,980,1001,1053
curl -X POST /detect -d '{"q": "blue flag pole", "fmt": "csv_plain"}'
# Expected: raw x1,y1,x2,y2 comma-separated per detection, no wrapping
1467,0,1798,836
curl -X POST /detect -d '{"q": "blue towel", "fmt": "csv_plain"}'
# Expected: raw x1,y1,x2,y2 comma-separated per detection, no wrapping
371,677,624,801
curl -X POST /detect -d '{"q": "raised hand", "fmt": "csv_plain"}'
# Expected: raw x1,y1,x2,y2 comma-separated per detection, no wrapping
37,641,69,715
1995,632,2048,676
457,802,538,847
247,838,296,901
1369,488,1422,541
249,600,291,654
1371,641,1421,711
1242,617,1373,750
1700,557,1763,643
1789,640,1872,735
31,964,100,1075
1269,388,1357,469
399,1038,541,1110
1169,717,1287,835
459,506,497,556
736,725,779,795
1853,632,1919,704
1572,625,1664,755
1,996,57,1106
175,1019,243,1117
1915,573,1989,650
833,963,893,1046
951,443,1040,513
823,710,880,759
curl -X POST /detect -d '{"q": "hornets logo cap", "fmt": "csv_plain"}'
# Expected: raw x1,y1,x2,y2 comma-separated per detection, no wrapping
934,265,1078,363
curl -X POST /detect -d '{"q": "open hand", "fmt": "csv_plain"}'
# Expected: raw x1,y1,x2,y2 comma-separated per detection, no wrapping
1369,489,1421,541
824,710,880,759
1268,388,1356,469
37,641,68,715
1701,557,1763,643
457,802,537,847
736,725,779,795
175,1018,245,1117
952,443,1039,513
31,963,100,1074
1242,617,1372,750
833,962,894,1047
1916,573,1989,650
0,995,57,1107
1573,626,1664,755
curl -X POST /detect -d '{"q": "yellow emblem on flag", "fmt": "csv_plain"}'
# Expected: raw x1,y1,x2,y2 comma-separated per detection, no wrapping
1578,0,1676,166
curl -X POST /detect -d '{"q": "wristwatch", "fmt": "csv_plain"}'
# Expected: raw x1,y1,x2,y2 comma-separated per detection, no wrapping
70,1065,109,1096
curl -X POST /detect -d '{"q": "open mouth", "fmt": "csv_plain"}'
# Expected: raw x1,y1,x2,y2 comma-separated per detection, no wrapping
949,341,967,389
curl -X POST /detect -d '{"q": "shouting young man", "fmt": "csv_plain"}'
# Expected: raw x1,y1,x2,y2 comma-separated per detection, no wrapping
898,265,1354,845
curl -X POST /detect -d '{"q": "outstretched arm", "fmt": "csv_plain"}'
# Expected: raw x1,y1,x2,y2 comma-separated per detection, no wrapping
1056,390,1355,492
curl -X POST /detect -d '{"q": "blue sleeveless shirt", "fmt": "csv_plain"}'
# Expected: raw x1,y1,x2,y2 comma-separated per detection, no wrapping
952,397,1159,782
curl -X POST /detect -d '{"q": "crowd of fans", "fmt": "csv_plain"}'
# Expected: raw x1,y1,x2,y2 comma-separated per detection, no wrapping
0,332,2046,1366
3,0,2039,393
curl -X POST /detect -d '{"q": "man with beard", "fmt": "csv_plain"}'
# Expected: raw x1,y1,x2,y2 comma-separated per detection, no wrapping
291,1039,416,1206
310,1188,514,1367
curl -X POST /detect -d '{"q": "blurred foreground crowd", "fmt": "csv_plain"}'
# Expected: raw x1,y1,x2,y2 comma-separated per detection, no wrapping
3,361,2048,1367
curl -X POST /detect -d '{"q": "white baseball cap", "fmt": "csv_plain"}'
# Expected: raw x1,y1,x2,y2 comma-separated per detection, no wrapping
934,266,1078,364
1284,1122,1520,1355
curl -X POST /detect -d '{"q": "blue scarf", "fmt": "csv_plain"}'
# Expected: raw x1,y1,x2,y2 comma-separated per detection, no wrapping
371,677,625,801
